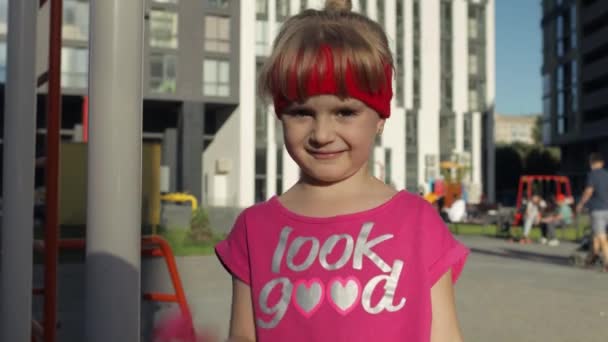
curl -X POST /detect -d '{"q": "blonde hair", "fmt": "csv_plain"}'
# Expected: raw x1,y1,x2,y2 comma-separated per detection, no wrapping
257,0,393,104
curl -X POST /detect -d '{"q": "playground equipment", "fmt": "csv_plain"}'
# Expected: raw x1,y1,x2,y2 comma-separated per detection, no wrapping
513,175,573,226
31,235,194,342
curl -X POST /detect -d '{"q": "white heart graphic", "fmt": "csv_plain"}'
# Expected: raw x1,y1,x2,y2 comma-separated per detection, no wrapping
293,280,324,317
328,278,360,315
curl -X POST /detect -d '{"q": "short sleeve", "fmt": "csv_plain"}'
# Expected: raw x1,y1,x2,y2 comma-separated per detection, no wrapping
586,171,596,189
420,201,469,286
215,210,251,285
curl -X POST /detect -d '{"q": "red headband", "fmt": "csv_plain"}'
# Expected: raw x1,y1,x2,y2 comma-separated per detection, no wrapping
272,46,393,118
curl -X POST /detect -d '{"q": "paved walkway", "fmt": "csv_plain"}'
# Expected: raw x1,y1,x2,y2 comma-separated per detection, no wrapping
179,235,608,342
34,235,608,341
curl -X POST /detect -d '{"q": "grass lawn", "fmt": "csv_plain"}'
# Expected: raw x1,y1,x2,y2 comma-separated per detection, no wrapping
448,222,587,242
157,228,224,257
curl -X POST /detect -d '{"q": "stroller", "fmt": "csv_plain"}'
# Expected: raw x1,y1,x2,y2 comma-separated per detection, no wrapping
569,225,604,268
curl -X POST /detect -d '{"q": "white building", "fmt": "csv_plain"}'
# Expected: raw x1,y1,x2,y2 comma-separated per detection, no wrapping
203,0,496,207
494,113,539,145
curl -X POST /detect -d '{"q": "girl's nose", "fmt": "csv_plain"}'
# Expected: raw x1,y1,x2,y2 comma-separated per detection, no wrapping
309,115,336,146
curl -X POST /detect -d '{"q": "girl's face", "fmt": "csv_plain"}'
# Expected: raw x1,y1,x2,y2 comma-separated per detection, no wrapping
280,95,385,184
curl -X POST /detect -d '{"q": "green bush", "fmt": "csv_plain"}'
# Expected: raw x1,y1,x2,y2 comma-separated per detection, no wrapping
157,207,225,256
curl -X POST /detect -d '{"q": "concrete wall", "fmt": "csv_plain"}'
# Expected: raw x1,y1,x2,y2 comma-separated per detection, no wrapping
202,108,240,207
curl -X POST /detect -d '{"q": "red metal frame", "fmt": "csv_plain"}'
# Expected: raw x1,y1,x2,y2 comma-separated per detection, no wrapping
32,235,193,341
513,175,573,225
42,1,63,341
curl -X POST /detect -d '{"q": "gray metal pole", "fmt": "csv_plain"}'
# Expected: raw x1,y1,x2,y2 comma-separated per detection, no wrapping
0,0,37,341
85,0,144,341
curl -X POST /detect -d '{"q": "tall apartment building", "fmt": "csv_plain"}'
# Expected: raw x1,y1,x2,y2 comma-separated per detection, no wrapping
0,0,495,208
541,0,608,191
242,0,496,205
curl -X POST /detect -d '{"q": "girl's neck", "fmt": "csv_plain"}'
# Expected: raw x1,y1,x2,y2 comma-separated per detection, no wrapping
278,168,398,218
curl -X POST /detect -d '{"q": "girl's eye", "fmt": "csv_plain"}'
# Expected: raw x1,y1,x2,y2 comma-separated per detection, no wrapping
285,109,313,117
337,109,357,117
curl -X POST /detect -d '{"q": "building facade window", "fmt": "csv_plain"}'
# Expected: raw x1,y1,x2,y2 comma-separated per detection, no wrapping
384,149,392,185
0,42,6,83
255,148,267,203
441,0,453,111
63,0,89,41
255,99,267,146
463,113,472,153
557,15,564,57
276,148,283,194
0,0,6,35
395,0,404,106
149,52,177,93
257,0,268,16
406,110,418,191
413,0,421,108
61,47,88,88
277,0,290,21
377,0,385,28
360,0,368,15
203,59,230,96
205,15,231,53
439,111,456,162
468,3,486,113
300,0,308,11
256,21,269,56
571,60,578,113
208,0,229,9
149,9,179,49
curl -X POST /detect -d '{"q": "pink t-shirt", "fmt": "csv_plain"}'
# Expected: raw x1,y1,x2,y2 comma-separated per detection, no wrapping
215,191,469,341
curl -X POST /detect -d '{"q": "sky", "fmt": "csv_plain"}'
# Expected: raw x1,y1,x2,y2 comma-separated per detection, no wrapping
495,0,542,115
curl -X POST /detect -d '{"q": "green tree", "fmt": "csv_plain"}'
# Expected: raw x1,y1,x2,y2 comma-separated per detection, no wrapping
532,116,543,145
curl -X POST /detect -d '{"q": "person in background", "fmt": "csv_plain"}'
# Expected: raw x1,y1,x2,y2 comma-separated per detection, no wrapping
540,194,573,246
520,194,542,245
576,153,608,272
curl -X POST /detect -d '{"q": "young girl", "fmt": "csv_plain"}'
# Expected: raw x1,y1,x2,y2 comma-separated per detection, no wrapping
215,1,469,341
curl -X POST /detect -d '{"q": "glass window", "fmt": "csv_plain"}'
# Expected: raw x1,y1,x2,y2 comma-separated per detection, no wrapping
469,89,479,111
0,42,6,83
543,97,551,119
203,59,230,97
571,86,578,112
557,16,564,38
149,53,177,93
557,91,565,116
384,149,392,184
543,73,552,96
360,0,368,15
570,4,577,30
571,60,577,85
205,16,231,53
0,0,7,35
277,0,290,20
557,65,566,90
256,20,269,56
301,0,308,11
150,9,178,49
463,113,472,152
209,0,229,9
257,0,267,16
61,47,89,88
63,0,89,41
255,98,267,145
377,0,385,28
469,54,478,75
468,18,478,39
